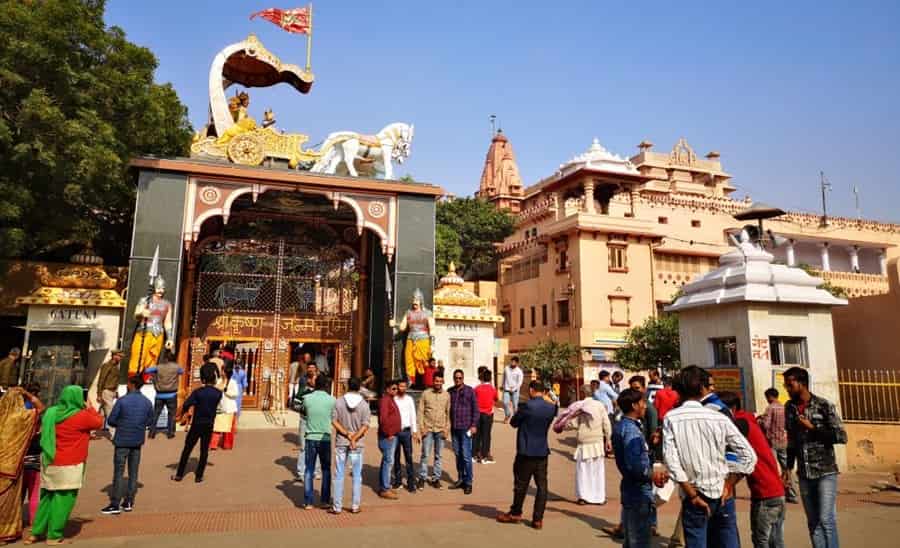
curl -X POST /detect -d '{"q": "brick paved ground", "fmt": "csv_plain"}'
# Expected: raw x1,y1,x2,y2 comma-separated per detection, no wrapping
40,414,900,547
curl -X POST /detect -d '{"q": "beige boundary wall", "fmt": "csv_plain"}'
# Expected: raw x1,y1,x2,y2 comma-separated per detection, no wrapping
845,422,900,472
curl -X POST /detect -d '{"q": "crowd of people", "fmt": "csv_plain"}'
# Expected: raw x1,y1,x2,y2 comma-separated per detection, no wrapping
573,364,847,548
0,348,848,548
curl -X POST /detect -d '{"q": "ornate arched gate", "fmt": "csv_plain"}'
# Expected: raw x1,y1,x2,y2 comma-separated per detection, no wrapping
190,229,358,409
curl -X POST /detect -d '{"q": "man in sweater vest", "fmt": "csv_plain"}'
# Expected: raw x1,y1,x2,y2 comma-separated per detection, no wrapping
145,350,184,439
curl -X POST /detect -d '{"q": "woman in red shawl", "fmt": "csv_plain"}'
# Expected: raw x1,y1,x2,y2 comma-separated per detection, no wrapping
24,386,103,546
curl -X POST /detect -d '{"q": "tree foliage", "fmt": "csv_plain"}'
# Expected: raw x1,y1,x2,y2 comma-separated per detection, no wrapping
796,263,849,299
519,339,580,384
0,0,192,264
616,315,681,372
435,198,515,280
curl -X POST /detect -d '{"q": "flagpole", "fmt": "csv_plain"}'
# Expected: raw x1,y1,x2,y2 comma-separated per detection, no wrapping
306,3,313,72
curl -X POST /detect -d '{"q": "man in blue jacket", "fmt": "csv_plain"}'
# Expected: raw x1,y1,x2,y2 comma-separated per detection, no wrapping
101,375,155,515
496,380,557,530
612,388,669,548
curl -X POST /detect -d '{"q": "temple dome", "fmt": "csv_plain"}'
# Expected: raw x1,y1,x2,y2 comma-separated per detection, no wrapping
667,243,848,312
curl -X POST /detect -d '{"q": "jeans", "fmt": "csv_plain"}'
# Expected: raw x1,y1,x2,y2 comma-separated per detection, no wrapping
419,431,444,481
751,496,786,548
111,446,141,504
378,434,398,491
510,455,548,521
151,397,177,437
176,423,213,479
502,390,518,418
392,428,415,488
773,448,798,501
799,474,839,548
304,439,332,505
295,417,320,478
623,500,654,548
332,446,363,512
474,413,493,458
681,495,740,548
451,428,474,486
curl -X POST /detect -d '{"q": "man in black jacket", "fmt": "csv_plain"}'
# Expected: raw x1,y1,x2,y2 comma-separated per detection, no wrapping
172,364,222,483
783,367,847,548
496,380,558,530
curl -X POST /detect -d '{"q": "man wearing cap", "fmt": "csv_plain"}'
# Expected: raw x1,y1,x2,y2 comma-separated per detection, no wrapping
0,347,21,389
97,349,125,429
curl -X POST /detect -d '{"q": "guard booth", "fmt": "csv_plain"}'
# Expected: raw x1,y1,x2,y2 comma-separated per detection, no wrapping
15,250,127,404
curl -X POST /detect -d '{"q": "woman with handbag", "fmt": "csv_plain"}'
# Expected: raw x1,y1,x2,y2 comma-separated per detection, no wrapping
210,364,239,450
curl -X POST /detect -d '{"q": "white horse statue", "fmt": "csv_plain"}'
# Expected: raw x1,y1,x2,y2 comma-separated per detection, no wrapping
311,122,414,180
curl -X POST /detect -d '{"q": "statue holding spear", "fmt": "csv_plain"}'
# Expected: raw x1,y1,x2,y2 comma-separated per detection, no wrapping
128,246,174,377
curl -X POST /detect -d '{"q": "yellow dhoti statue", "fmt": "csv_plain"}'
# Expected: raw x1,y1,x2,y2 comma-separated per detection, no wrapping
128,276,173,376
393,289,434,382
404,336,431,379
128,331,164,376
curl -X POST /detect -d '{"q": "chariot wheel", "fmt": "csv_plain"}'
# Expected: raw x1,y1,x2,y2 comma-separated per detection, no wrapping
227,133,265,166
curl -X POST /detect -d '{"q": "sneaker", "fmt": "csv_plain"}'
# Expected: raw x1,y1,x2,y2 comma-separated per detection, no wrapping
122,500,134,512
448,481,464,490
406,486,417,494
463,485,472,495
430,479,442,489
482,456,496,464
416,478,425,490
378,490,398,500
100,504,121,515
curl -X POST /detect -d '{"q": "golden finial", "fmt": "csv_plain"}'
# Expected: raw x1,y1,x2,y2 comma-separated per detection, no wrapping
448,261,457,275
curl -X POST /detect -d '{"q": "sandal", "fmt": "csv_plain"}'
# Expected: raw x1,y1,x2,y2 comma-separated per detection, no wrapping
23,536,41,545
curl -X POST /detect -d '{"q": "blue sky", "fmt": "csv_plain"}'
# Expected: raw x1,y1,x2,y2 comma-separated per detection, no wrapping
106,1,900,221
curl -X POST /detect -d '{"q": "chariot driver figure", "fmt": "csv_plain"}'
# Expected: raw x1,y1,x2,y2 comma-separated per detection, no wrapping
215,91,257,146
391,289,434,383
128,276,174,376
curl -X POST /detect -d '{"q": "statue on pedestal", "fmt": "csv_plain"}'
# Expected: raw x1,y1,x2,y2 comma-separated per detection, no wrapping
128,276,173,376
391,289,434,382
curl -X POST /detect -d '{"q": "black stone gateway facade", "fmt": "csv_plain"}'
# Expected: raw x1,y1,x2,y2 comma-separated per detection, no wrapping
122,157,441,407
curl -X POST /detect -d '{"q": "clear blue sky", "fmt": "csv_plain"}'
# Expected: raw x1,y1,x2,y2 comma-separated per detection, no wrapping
106,1,900,221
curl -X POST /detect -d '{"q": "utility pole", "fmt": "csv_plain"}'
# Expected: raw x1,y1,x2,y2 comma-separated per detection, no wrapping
489,114,497,138
820,171,832,227
851,184,861,221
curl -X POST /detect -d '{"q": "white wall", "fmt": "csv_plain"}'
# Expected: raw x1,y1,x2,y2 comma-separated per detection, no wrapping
678,301,846,469
24,305,124,387
433,320,496,386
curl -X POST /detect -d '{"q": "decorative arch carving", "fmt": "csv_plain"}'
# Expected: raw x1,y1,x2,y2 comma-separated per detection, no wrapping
183,178,397,261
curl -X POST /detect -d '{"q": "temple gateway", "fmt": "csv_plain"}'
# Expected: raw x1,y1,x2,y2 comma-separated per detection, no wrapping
121,34,441,408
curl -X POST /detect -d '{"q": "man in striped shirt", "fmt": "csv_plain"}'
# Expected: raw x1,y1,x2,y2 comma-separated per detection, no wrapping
663,366,757,548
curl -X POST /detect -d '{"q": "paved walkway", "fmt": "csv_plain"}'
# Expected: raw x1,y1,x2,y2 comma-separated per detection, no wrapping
47,414,900,546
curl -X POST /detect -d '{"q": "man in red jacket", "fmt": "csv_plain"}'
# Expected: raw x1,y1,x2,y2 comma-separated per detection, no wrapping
378,379,401,499
719,392,786,548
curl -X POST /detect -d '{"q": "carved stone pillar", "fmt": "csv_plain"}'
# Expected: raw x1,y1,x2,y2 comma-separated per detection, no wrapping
786,240,796,267
819,243,831,272
583,180,596,213
176,255,196,405
352,232,370,378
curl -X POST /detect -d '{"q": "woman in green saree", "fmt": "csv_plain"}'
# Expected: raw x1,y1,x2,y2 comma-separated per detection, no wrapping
25,385,103,546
